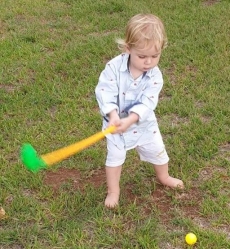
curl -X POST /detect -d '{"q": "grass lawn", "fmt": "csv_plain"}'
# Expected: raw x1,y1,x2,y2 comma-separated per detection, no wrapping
0,0,230,248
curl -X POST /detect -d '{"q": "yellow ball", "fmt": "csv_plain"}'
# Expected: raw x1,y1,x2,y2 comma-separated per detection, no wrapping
185,233,197,245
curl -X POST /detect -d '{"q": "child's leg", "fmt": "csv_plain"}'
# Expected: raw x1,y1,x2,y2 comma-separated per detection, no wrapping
136,127,184,189
153,163,184,188
104,137,126,208
105,165,122,208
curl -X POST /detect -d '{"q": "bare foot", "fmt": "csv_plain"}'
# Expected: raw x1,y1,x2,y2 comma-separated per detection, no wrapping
105,192,119,208
157,176,184,189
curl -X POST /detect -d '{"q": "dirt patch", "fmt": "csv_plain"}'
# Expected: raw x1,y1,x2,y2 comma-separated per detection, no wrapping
175,187,203,218
199,115,212,124
159,94,172,101
164,64,177,85
164,63,198,86
43,167,106,192
43,168,181,220
170,114,189,127
121,182,202,224
43,168,81,191
203,0,220,6
152,186,203,223
198,165,229,183
84,168,106,188
43,168,201,219
185,65,198,80
47,106,58,119
88,29,118,38
0,84,18,93
193,216,230,239
151,187,175,221
219,142,230,153
219,143,230,161
0,20,8,41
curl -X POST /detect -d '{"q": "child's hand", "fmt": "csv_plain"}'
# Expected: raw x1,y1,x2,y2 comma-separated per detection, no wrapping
108,111,139,134
108,110,121,133
114,113,139,133
114,118,131,133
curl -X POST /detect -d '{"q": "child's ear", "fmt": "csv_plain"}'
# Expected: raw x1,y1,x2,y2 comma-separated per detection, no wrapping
125,45,131,54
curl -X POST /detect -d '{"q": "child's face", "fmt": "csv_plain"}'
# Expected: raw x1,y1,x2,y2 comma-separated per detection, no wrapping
126,43,161,74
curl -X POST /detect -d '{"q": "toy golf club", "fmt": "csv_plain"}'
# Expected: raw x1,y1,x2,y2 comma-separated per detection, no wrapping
20,126,115,172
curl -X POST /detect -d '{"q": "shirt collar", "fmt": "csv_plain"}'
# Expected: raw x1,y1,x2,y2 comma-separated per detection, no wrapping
120,53,129,72
119,53,156,78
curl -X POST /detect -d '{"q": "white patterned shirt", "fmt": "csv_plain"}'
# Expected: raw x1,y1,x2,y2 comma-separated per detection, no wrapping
95,53,164,150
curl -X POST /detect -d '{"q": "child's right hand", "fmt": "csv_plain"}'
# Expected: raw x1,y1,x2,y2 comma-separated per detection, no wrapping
109,112,139,134
108,110,121,133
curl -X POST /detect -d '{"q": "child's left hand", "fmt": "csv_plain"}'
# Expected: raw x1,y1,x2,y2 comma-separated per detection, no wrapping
114,118,131,133
114,113,139,133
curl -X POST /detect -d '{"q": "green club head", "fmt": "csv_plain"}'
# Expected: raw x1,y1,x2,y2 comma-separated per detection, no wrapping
20,143,47,172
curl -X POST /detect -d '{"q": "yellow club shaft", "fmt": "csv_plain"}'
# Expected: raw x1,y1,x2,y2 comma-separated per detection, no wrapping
41,126,115,166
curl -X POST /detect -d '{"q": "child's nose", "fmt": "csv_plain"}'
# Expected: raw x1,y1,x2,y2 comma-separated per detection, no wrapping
145,57,152,64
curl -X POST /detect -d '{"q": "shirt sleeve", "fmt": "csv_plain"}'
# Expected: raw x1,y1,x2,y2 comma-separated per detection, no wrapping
95,63,119,116
128,71,163,122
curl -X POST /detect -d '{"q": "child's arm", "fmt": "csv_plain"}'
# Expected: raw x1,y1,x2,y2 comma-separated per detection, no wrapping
108,109,121,128
95,63,119,117
127,71,164,123
113,112,139,133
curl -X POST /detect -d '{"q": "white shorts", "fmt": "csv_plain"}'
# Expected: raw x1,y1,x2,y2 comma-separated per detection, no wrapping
105,129,169,167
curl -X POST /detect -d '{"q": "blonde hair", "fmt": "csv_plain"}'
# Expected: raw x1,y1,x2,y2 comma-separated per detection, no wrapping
117,14,167,52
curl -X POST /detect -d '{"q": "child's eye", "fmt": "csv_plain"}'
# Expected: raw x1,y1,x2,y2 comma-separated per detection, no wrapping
152,55,158,58
138,56,145,59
